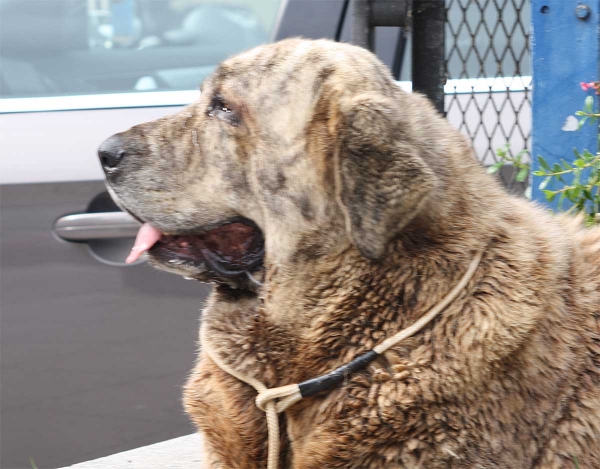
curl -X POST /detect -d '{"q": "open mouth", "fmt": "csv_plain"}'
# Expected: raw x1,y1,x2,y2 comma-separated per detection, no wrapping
126,219,265,291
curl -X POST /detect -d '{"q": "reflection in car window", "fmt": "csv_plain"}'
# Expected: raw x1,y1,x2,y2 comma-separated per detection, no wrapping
0,0,284,99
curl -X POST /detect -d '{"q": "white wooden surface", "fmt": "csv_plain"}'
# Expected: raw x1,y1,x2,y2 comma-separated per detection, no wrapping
57,434,204,469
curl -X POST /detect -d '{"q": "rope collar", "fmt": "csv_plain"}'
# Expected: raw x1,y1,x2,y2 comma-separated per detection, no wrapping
202,249,484,469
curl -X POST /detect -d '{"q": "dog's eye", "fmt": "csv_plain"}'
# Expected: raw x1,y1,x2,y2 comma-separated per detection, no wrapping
207,95,231,116
206,95,239,126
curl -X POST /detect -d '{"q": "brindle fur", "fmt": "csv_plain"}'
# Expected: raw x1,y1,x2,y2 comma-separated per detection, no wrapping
104,39,600,468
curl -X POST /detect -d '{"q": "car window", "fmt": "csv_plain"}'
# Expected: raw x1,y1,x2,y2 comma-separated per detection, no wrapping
0,0,285,99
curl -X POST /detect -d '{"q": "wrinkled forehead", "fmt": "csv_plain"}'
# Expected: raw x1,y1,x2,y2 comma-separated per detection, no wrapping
205,40,392,99
196,40,398,145
207,42,328,96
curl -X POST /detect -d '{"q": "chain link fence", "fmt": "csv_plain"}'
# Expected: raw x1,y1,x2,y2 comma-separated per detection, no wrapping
444,0,531,189
278,0,532,187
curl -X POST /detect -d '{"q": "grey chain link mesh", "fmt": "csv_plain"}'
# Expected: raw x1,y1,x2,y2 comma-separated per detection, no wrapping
444,0,531,188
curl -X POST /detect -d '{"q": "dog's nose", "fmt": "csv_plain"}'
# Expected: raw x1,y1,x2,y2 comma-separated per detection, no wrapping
98,135,127,171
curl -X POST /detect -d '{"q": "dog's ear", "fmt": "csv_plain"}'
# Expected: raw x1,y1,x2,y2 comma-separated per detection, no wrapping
335,93,439,261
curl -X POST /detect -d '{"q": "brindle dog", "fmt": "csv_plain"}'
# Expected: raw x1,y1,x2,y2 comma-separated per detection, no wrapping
99,39,600,468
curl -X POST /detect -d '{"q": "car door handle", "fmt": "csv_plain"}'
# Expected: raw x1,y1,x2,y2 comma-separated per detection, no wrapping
54,212,141,241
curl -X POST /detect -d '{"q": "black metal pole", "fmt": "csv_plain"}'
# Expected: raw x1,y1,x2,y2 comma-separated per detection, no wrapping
335,0,351,42
352,0,375,51
411,0,445,114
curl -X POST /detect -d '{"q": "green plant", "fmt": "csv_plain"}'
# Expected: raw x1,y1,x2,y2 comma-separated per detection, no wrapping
489,83,600,226
488,144,530,183
533,148,599,224
577,93,599,128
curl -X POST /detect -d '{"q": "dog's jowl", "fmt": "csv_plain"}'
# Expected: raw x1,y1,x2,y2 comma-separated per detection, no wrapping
99,39,600,468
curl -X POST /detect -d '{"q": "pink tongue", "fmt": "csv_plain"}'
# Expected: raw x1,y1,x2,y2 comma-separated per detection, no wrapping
126,223,163,264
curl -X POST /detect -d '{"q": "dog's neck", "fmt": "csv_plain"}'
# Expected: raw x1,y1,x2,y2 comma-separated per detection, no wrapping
204,216,498,400
261,202,490,332
258,139,499,328
203,182,497,388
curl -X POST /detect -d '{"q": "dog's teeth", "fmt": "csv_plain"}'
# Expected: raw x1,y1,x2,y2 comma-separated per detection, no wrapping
168,259,185,265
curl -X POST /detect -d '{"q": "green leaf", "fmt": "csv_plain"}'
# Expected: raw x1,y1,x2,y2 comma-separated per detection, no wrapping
516,167,529,182
555,173,567,184
585,214,598,226
515,149,528,159
496,144,510,158
560,159,573,170
574,159,586,168
487,162,503,174
539,176,552,190
558,192,567,210
543,190,558,202
538,156,551,171
584,95,594,112
567,187,582,202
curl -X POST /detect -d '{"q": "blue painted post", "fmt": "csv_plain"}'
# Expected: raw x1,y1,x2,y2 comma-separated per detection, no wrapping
531,0,599,208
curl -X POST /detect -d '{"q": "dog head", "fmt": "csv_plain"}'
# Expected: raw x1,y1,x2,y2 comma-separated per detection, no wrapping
99,39,454,291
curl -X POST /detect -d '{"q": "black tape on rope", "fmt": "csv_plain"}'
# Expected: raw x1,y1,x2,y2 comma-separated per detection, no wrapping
298,350,380,398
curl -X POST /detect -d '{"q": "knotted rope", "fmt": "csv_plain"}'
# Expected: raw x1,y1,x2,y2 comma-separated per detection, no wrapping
202,250,484,469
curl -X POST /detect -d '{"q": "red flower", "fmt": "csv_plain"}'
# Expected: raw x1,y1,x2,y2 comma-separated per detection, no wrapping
581,81,600,92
